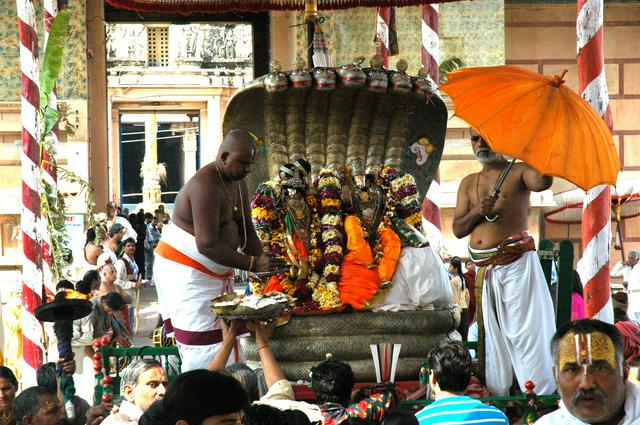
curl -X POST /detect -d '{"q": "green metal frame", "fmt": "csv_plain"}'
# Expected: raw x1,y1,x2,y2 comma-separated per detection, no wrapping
95,346,181,403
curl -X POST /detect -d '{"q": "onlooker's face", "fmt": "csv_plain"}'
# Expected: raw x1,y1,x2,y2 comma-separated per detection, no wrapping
29,393,65,425
101,265,116,284
200,412,242,425
465,262,475,273
629,255,639,267
152,219,159,228
124,242,136,256
0,378,15,411
555,331,627,423
127,367,168,412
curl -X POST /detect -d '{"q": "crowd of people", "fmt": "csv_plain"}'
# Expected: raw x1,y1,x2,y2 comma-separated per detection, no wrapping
5,128,640,425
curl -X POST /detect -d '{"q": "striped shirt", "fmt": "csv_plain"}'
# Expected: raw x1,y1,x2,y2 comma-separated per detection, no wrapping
415,396,508,425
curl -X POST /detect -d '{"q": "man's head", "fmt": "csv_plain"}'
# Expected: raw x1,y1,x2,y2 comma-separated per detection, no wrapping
120,359,168,412
310,360,355,407
81,269,101,292
106,201,117,219
224,363,259,402
101,292,125,315
426,340,472,395
55,280,74,293
36,363,58,394
470,129,505,166
628,250,639,267
123,238,136,256
144,213,154,223
0,367,18,412
108,223,125,240
13,386,65,425
216,129,258,181
551,319,627,423
100,263,117,285
164,369,247,425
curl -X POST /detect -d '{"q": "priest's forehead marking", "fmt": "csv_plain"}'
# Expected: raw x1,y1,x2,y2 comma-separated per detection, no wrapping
558,331,616,369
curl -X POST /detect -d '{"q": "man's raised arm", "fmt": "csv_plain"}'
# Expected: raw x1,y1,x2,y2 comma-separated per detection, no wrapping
521,164,553,192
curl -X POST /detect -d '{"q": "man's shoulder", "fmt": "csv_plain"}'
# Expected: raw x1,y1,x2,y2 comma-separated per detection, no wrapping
416,396,507,424
534,408,568,425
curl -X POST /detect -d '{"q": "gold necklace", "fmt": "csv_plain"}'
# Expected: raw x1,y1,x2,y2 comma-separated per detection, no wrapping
215,163,239,212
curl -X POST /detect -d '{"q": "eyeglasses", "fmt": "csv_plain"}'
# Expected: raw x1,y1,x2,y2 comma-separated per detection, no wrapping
471,135,480,142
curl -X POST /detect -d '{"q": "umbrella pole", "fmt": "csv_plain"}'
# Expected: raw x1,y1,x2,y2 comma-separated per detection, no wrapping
618,220,625,262
491,157,517,198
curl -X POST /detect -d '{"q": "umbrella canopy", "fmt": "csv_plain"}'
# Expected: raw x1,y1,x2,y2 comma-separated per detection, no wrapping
440,65,620,191
106,0,463,14
545,180,640,225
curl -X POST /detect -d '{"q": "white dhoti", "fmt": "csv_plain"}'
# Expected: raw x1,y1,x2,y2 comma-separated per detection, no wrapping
471,237,556,396
154,224,243,371
373,245,453,312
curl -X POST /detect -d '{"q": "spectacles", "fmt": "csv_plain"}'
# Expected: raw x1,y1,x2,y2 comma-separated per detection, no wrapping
471,135,480,142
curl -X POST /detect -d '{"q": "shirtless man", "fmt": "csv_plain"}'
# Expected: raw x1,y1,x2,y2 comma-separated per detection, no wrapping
154,129,279,371
453,130,556,396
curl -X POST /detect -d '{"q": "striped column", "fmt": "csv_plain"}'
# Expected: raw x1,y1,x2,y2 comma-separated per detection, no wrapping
42,0,60,298
17,0,44,387
376,7,391,68
577,0,614,322
421,3,442,232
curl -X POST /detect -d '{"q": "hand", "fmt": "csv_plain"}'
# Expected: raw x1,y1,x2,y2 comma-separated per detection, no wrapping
221,319,240,343
478,195,498,217
254,319,276,346
254,253,286,273
57,358,76,376
85,403,112,425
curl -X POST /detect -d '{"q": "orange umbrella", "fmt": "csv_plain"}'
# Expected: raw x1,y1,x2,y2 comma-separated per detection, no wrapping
440,65,620,191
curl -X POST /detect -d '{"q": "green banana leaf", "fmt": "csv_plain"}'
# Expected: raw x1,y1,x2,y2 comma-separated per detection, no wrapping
42,106,60,139
39,9,71,111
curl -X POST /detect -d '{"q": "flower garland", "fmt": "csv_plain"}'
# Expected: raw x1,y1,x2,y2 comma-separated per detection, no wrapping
379,166,425,246
311,168,344,309
250,181,281,294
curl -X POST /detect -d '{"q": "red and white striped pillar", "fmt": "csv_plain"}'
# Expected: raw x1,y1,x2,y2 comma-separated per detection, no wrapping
376,7,391,68
42,0,60,298
577,0,614,322
421,4,443,236
17,0,45,387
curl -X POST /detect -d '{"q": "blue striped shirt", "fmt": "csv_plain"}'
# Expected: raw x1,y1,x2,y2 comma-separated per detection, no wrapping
415,396,509,425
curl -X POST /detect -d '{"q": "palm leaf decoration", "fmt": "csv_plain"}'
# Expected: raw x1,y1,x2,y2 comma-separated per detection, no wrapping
439,57,464,84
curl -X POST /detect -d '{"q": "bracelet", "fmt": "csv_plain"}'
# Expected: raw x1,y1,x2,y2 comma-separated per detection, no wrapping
257,345,269,351
249,255,255,272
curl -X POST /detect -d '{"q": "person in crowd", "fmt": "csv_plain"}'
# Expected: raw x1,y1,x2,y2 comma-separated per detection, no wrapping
536,319,640,425
163,369,247,425
101,359,168,425
144,216,161,285
84,226,106,267
0,367,18,425
69,279,97,404
91,292,130,348
55,280,74,292
452,129,555,396
102,225,125,264
106,202,137,242
571,270,585,321
98,256,133,334
36,362,89,425
448,258,469,341
612,292,640,365
463,260,476,325
153,129,282,371
133,211,147,278
612,251,640,321
79,270,101,295
115,238,143,332
12,386,65,425
311,359,396,424
415,340,507,425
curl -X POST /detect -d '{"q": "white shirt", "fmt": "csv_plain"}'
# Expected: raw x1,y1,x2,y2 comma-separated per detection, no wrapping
612,261,640,293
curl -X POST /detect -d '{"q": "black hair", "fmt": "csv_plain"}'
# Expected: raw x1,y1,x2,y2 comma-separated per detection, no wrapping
55,280,74,291
225,363,259,402
139,399,164,425
382,410,419,425
75,279,92,295
550,319,624,368
144,213,154,220
13,386,57,425
572,270,584,296
36,363,58,393
450,258,467,290
310,360,355,406
426,340,472,393
122,237,136,246
280,409,312,425
164,369,247,425
85,228,96,246
242,404,284,425
0,366,18,390
82,269,101,287
102,292,125,311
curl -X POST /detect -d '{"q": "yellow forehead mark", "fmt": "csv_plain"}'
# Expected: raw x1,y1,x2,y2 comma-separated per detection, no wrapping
558,331,617,371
